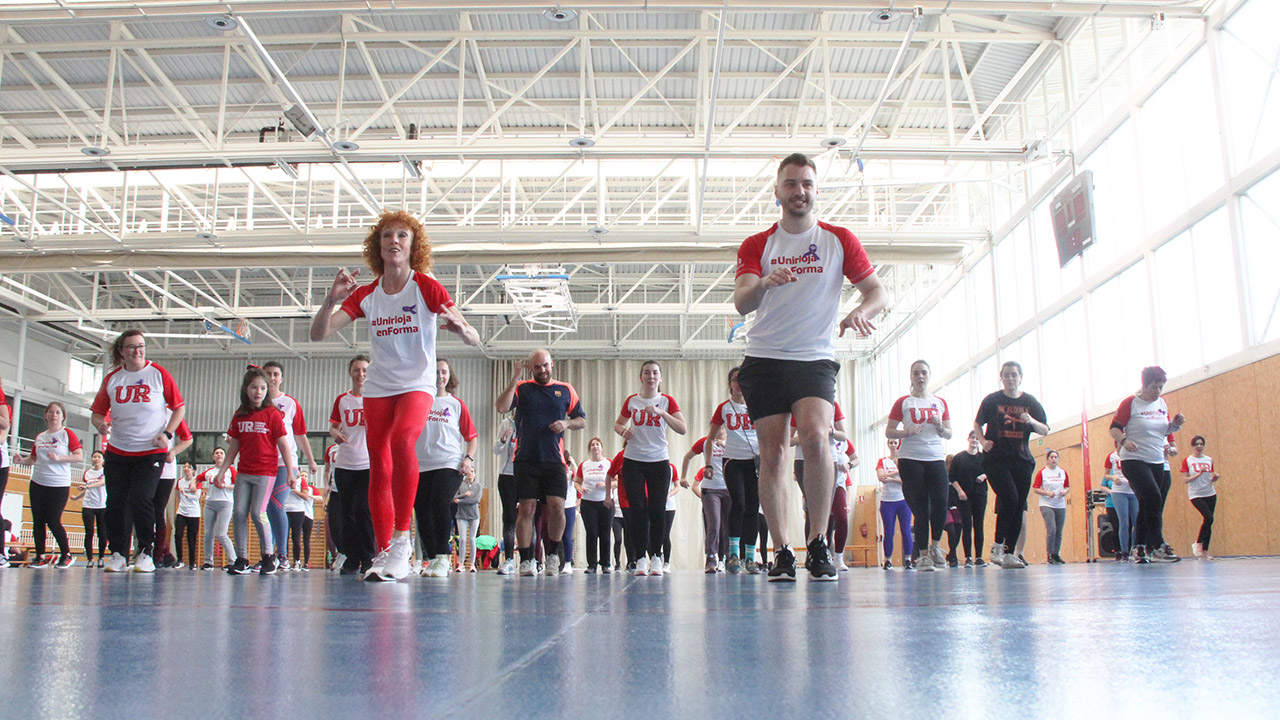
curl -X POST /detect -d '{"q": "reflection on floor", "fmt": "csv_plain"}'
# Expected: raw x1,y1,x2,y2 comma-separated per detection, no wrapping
0,558,1273,718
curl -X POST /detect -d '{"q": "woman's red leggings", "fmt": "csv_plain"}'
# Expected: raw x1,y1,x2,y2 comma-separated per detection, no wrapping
363,391,433,551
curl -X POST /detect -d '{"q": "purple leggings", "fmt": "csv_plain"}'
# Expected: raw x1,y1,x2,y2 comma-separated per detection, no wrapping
880,499,914,560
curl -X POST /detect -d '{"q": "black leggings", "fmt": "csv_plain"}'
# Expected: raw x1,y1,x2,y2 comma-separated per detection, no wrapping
287,511,314,564
82,508,107,559
1122,460,1167,549
1191,495,1217,550
957,488,988,560
29,483,70,557
415,468,465,558
899,458,948,553
580,499,612,569
105,451,164,558
173,514,199,567
326,489,343,558
984,454,1035,549
662,509,676,563
498,473,517,559
757,512,770,558
724,459,759,556
621,459,670,557
0,467,8,556
153,477,176,559
334,468,374,564
612,515,626,567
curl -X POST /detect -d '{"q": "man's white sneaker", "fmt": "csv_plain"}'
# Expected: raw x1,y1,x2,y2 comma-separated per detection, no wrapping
132,553,156,573
545,554,561,576
519,559,537,576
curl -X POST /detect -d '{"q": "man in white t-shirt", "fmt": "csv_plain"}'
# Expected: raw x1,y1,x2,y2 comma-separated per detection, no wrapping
733,153,888,582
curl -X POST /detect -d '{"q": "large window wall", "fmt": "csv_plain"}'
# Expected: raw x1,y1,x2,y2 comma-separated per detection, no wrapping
854,0,1280,474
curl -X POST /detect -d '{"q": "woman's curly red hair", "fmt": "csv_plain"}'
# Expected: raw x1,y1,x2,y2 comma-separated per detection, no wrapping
363,210,432,275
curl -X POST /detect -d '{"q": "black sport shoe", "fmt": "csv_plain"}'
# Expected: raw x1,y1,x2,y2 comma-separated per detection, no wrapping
767,547,796,582
228,558,251,575
804,537,837,581
260,554,279,575
1134,545,1151,564
340,557,361,575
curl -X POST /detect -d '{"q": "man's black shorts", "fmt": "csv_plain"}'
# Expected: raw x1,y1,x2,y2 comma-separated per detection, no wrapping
514,461,568,501
737,356,840,422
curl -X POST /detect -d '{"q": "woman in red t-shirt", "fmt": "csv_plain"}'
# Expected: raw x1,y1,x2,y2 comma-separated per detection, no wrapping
213,367,297,576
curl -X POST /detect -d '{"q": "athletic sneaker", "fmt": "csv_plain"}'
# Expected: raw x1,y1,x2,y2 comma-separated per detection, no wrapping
767,547,796,582
882,560,892,570
990,543,1005,565
998,552,1025,569
805,536,838,581
133,553,156,573
0,555,9,568
964,558,974,567
103,552,129,573
648,555,664,576
1191,542,1203,558
835,556,849,572
916,554,935,572
726,554,741,574
561,564,574,575
1159,543,1180,561
716,558,725,573
519,559,538,577
29,555,52,569
538,554,558,576
586,565,597,574
364,550,390,581
331,552,347,572
929,543,946,569
1151,545,1180,563
228,558,251,575
260,554,279,575
497,558,516,576
378,537,413,581
200,563,214,570
1133,545,1150,564
436,555,453,577
602,565,613,574
705,556,718,574
56,554,75,569
634,556,650,576
744,558,761,575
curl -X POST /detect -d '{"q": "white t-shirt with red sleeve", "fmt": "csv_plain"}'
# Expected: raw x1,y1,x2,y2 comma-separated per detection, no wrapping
877,457,903,502
82,467,106,509
1181,454,1216,499
710,398,757,461
792,401,845,461
416,394,478,473
1112,394,1175,465
666,463,680,511
834,439,855,489
576,459,610,503
227,407,287,477
690,436,726,491
29,428,82,488
889,394,950,462
160,419,194,481
270,393,306,468
1034,466,1070,509
91,361,184,456
329,392,369,470
340,272,454,398
198,465,235,504
0,385,10,469
620,393,681,463
1104,452,1132,494
735,221,875,362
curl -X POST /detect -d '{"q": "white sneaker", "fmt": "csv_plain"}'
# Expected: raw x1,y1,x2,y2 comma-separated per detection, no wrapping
432,555,451,578
930,543,947,569
519,559,537,576
364,549,390,581
380,537,413,581
991,543,1005,564
917,554,935,572
132,553,156,573
104,552,129,573
634,556,649,576
497,558,515,575
332,552,347,572
561,564,574,575
649,555,664,576
715,558,726,573
545,554,561,576
665,561,673,573
1191,542,1203,558
999,552,1026,569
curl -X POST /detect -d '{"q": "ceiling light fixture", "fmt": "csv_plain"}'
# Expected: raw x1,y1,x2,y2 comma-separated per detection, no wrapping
196,232,218,242
81,146,110,157
821,137,847,148
544,7,577,23
332,141,359,152
869,8,900,24
204,15,239,31
569,137,595,148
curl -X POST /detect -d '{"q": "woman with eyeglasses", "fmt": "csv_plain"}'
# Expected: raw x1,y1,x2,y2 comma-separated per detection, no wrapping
1181,435,1220,559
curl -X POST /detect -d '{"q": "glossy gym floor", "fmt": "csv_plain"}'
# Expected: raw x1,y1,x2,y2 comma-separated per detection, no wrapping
0,557,1273,718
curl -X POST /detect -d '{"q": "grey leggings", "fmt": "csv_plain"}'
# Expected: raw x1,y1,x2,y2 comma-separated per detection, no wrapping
203,499,236,564
1040,506,1066,557
233,474,274,557
701,488,731,558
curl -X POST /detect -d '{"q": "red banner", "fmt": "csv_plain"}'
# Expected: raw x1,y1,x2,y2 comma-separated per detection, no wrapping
1080,399,1092,492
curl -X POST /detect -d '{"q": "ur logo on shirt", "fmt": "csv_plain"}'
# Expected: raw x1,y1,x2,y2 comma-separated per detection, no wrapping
114,384,152,403
631,407,662,427
908,406,941,424
342,408,366,426
725,413,753,431
236,420,269,434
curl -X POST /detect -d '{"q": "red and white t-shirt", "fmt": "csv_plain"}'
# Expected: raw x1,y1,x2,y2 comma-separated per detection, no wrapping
619,393,681,463
0,383,9,469
270,393,307,468
834,439,856,489
576,459,610,503
666,463,680,511
159,418,194,480
340,272,454,398
792,401,845,461
690,435,726,491
329,392,369,470
227,406,287,477
1104,452,1132,494
876,457,903,502
889,394,950,462
1112,395,1175,465
29,428,82,488
1034,466,1070,509
91,361,184,455
608,451,628,508
710,398,756,461
82,467,106,509
1181,454,1216,499
736,221,875,361
198,465,236,504
416,393,478,473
